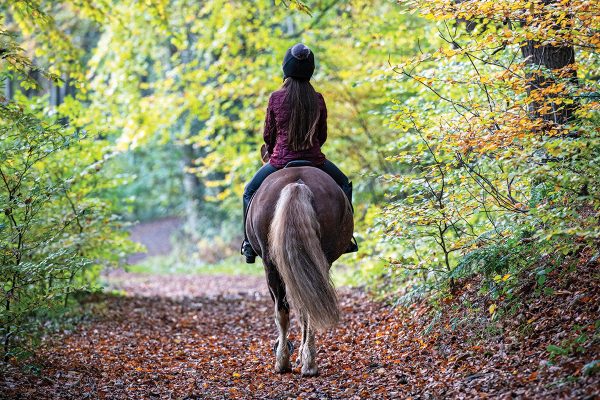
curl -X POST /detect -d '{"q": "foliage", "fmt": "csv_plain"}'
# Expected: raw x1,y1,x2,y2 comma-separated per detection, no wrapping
124,254,262,277
23,0,428,246
106,141,186,221
383,0,600,295
0,7,137,360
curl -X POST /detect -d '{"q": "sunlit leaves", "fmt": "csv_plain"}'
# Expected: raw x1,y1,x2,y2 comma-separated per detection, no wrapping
384,0,600,288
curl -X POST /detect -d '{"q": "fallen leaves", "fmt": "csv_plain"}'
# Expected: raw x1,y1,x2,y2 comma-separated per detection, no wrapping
1,262,598,399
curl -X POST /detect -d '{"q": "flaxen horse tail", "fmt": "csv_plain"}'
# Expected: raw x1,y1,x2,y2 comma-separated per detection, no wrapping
269,180,339,331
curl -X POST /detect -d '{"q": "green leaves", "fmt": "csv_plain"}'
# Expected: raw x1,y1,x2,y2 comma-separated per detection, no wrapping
582,360,599,377
0,9,139,357
380,0,600,302
547,344,570,358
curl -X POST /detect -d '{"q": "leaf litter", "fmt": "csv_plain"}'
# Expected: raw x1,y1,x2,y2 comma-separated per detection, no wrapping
1,259,598,399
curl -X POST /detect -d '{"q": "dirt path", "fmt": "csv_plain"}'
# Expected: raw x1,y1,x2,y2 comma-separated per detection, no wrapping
2,271,597,399
126,216,184,264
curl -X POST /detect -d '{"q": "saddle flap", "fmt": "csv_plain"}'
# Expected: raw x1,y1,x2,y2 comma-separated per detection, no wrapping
284,160,313,168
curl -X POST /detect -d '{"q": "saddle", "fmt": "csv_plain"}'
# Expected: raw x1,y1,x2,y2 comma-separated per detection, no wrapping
284,160,313,168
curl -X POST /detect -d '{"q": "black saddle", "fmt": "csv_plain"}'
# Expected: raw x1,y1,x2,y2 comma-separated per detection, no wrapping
284,160,313,168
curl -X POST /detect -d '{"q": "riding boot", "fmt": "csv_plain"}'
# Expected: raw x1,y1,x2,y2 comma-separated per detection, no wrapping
342,181,354,213
341,181,358,253
241,194,257,263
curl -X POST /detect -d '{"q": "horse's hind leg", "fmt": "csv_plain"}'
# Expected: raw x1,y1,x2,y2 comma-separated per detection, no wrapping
266,268,292,373
274,302,292,373
301,317,318,377
296,313,307,367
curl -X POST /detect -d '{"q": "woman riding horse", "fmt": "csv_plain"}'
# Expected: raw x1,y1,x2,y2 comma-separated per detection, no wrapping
241,43,357,263
243,43,357,376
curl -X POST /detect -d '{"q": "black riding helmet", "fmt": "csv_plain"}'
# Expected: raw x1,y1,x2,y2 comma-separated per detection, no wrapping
282,43,315,81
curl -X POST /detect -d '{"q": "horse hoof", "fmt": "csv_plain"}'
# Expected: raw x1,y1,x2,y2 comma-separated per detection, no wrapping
275,363,292,374
301,366,319,377
272,340,294,355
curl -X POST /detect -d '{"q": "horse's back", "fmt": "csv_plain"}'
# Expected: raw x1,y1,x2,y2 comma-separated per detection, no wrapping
247,167,353,264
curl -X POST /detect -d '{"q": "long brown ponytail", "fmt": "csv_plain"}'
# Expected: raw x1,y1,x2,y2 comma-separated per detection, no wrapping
283,78,321,152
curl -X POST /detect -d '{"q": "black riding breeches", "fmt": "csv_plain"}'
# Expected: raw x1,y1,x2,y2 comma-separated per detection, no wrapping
318,159,350,189
243,163,278,215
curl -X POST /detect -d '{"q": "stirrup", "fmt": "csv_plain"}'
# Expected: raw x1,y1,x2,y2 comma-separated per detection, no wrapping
241,240,257,263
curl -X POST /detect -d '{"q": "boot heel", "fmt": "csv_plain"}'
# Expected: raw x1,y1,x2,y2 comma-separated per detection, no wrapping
241,240,257,262
344,236,358,254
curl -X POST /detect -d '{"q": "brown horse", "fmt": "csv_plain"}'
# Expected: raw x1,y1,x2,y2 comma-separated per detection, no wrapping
246,166,354,376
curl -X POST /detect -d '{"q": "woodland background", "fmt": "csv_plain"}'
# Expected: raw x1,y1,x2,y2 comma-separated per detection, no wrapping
0,0,599,394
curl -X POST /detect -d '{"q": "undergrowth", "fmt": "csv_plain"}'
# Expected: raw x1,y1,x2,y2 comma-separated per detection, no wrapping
125,254,263,276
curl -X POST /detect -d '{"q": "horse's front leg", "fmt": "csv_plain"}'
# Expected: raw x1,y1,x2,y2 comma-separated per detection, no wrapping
301,317,318,377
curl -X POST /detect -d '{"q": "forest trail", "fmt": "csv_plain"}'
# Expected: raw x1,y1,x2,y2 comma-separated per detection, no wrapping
126,217,184,264
2,269,597,399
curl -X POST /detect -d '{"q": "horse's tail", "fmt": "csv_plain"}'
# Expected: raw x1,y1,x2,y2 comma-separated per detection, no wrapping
269,180,339,331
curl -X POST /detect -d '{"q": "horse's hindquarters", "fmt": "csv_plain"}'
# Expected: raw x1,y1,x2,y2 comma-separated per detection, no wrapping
246,167,353,263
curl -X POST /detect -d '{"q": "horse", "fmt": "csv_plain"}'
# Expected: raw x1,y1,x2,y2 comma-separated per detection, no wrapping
246,165,354,376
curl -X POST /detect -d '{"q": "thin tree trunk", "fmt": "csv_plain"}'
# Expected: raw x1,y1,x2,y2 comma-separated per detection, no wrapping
3,274,16,361
181,143,203,241
4,76,14,101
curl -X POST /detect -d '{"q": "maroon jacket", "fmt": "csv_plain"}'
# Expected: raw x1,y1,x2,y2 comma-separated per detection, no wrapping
263,88,327,169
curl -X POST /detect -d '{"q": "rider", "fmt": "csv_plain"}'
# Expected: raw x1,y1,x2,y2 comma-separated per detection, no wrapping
241,43,358,263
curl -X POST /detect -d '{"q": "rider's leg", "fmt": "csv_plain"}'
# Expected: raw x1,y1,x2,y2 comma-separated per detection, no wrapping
318,160,358,253
319,159,352,209
242,163,278,263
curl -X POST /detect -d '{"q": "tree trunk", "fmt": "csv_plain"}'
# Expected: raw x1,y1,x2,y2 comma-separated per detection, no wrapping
50,80,61,108
520,1,577,126
521,42,576,125
4,76,14,101
181,142,203,241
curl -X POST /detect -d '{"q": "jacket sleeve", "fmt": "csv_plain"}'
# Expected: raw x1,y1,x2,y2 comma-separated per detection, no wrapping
263,95,277,154
317,94,327,146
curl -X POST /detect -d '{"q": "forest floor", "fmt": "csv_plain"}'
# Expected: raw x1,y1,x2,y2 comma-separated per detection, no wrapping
2,257,598,399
